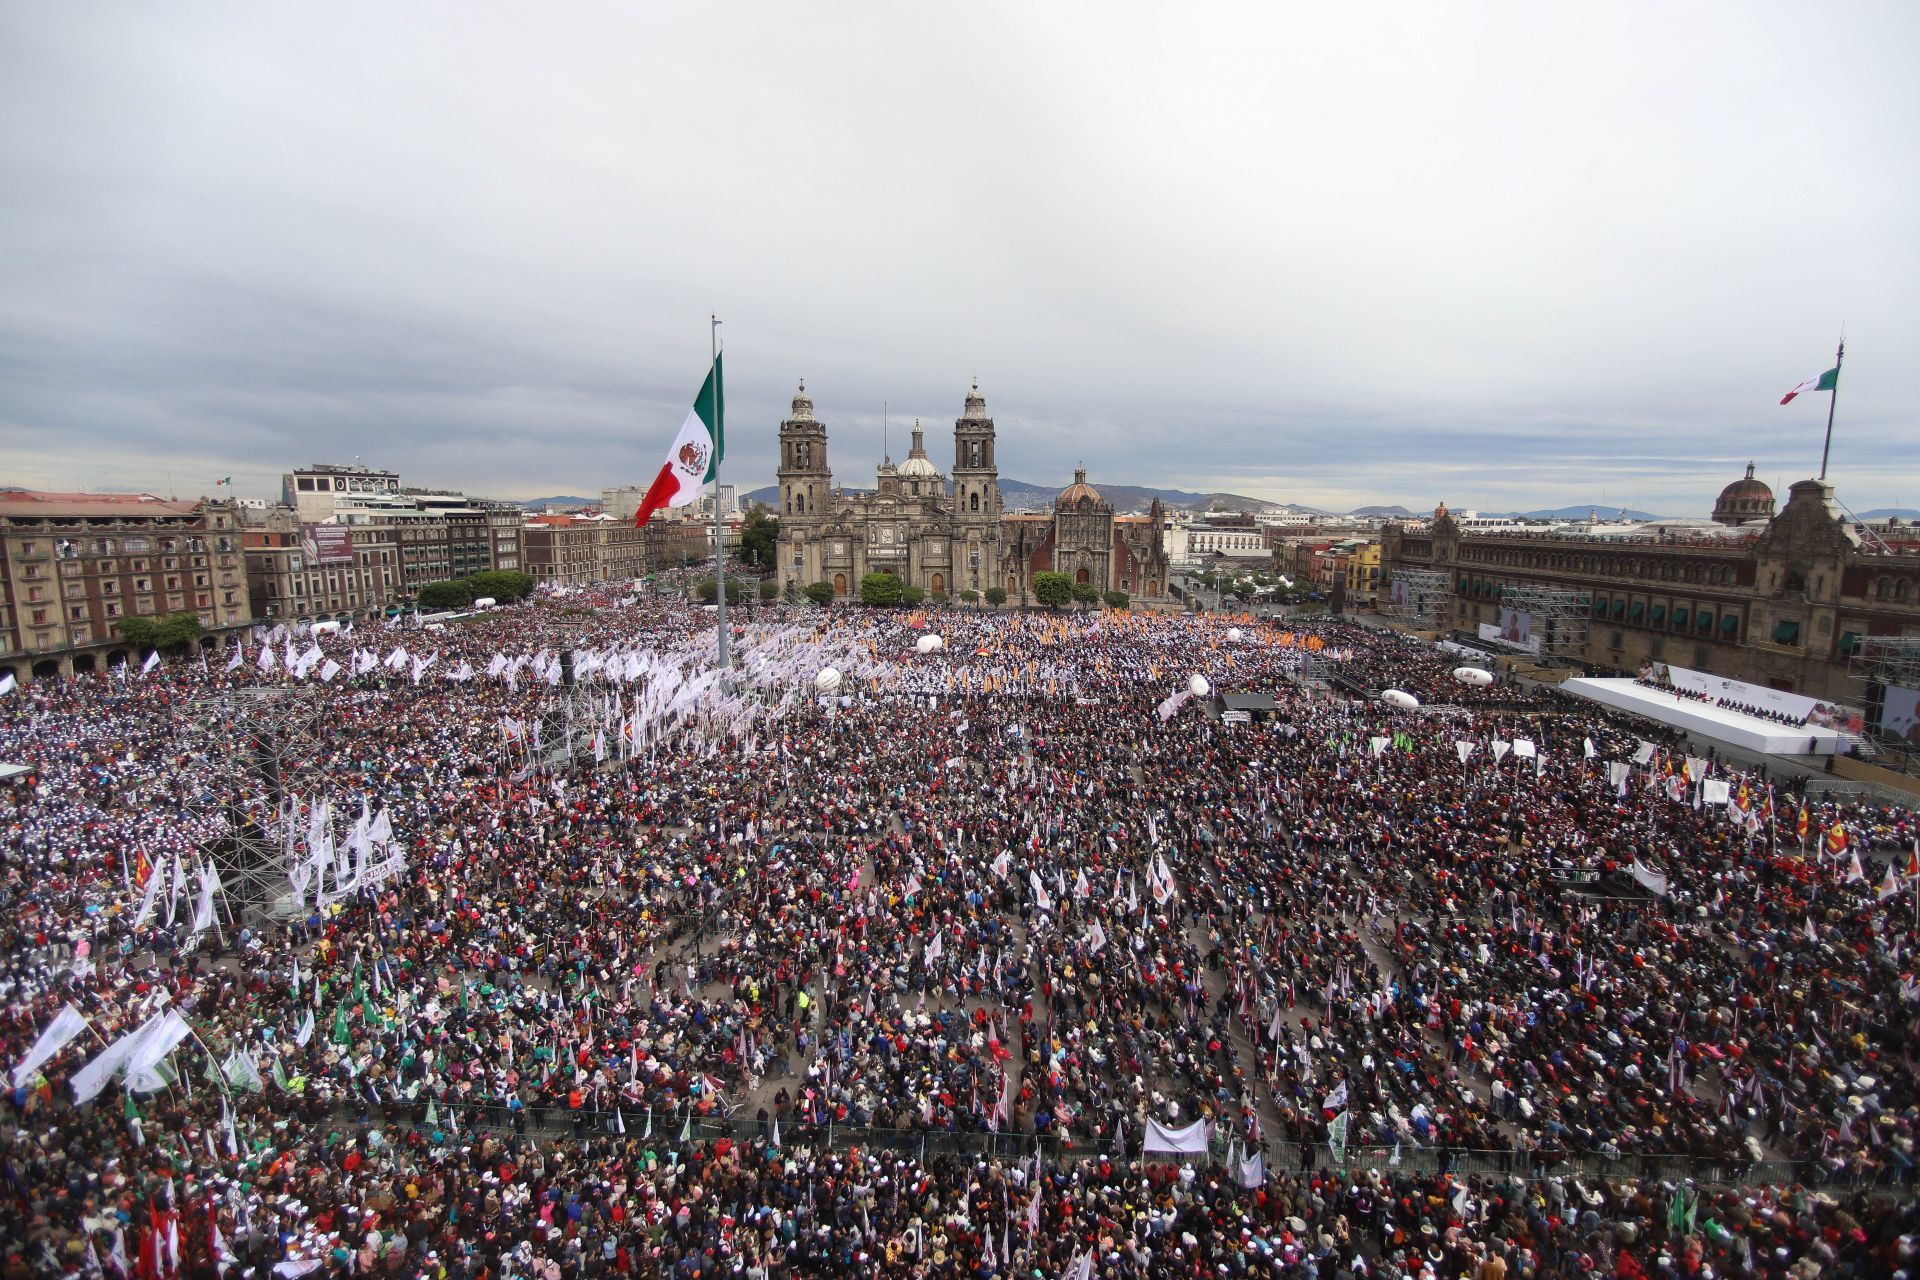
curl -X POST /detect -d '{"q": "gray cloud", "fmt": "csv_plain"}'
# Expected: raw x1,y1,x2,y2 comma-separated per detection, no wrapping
2,3,1915,515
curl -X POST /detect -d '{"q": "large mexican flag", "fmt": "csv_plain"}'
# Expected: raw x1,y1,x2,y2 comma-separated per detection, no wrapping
635,354,724,526
1779,366,1838,405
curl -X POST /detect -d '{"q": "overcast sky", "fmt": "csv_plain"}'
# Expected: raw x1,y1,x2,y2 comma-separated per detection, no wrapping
2,3,1915,516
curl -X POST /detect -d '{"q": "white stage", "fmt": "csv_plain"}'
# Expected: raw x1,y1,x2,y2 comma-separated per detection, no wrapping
1560,678,1842,757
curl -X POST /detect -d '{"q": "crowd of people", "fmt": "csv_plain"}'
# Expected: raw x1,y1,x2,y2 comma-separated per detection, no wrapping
3,588,1917,1279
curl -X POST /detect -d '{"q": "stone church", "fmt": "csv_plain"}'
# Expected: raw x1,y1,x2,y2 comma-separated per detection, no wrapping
773,382,1169,604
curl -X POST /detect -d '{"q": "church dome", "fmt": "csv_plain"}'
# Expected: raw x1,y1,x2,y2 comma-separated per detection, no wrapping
1712,462,1774,525
1056,467,1103,508
898,423,940,478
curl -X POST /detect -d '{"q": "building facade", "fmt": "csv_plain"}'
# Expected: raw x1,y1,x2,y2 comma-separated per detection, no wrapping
774,382,1169,603
0,492,251,682
1382,470,1920,703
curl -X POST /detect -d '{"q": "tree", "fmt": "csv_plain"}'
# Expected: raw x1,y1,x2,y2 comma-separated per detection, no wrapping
466,570,535,601
899,584,926,607
959,589,981,605
738,505,780,570
695,577,747,605
757,577,780,601
1069,581,1100,606
1032,572,1073,608
115,611,202,651
1104,590,1130,609
804,581,836,608
859,573,903,608
984,586,1008,607
417,579,476,609
1199,569,1218,587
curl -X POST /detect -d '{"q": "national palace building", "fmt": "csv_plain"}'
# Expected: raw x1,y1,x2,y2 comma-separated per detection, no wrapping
1382,465,1920,706
774,382,1169,605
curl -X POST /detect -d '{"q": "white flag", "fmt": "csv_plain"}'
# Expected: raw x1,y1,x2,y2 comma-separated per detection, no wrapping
224,645,244,673
11,1004,88,1088
141,651,160,675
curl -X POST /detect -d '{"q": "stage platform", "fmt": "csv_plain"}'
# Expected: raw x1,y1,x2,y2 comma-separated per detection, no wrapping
1560,678,1842,757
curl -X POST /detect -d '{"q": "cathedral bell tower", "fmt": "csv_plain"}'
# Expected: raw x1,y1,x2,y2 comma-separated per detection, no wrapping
952,381,1001,594
775,381,831,589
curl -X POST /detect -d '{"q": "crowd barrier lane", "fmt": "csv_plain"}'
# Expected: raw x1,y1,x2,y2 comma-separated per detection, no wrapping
307,1098,1908,1192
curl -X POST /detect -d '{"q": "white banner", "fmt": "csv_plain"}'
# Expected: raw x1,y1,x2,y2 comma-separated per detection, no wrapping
11,1004,87,1087
1143,1119,1210,1155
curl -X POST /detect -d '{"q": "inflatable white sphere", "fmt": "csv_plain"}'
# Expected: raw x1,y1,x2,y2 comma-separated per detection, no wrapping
1452,666,1493,686
915,634,939,654
1226,628,1243,642
1382,688,1420,709
1188,674,1211,698
814,667,842,693
929,634,944,651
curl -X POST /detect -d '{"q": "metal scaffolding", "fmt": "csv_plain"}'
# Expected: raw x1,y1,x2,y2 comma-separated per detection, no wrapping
1498,584,1592,660
1385,568,1454,629
187,687,326,925
1850,636,1920,690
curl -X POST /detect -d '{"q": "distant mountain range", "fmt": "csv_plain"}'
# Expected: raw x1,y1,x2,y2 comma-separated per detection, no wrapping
740,479,1316,516
1349,504,1415,518
1855,508,1920,521
520,495,598,510
1490,505,1671,522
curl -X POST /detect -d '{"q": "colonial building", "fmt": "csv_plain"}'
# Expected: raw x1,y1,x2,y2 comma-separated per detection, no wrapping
774,382,1169,603
0,491,251,683
1382,468,1920,704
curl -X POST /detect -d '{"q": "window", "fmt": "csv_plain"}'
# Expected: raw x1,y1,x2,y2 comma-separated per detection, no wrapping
1772,619,1800,645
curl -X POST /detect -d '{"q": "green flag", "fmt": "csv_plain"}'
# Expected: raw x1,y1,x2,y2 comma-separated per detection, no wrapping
332,1005,351,1046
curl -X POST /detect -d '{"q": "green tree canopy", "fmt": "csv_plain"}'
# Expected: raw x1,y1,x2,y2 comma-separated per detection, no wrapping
465,570,536,601
417,579,476,609
695,577,748,604
859,573,904,607
1069,581,1100,605
1103,590,1130,609
899,584,926,607
984,586,1008,606
738,505,780,570
803,580,836,608
1032,572,1073,608
114,611,203,651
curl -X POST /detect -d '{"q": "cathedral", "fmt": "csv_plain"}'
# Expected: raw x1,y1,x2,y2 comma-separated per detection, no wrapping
774,382,1170,605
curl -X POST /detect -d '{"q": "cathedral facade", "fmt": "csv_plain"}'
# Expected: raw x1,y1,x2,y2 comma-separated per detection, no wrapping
773,383,1169,605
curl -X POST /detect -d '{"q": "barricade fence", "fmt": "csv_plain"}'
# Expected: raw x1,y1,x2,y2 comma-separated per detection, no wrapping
320,1097,1901,1191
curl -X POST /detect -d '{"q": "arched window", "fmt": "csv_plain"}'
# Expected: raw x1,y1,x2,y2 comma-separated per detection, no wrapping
970,492,980,512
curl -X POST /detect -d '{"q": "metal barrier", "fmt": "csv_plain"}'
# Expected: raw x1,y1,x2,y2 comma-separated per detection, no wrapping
323,1098,1904,1191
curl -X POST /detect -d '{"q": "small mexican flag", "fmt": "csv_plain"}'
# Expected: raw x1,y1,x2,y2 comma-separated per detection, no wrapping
1780,368,1838,404
214,477,232,486
635,354,724,526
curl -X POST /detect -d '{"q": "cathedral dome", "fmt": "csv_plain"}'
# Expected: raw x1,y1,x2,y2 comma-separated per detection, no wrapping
898,423,941,478
1712,462,1774,525
1056,467,1103,508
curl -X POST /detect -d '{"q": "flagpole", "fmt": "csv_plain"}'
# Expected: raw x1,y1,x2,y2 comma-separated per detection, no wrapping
711,315,729,687
1818,335,1845,481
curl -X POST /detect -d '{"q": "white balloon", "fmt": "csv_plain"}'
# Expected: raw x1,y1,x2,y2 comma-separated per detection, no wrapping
1188,674,1211,698
814,667,842,692
1225,628,1243,643
1452,666,1494,686
1381,688,1419,709
915,634,939,654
